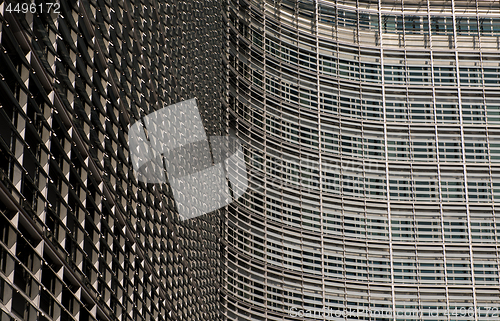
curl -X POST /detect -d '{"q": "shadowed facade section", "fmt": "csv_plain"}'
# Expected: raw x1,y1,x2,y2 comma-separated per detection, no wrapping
0,1,224,320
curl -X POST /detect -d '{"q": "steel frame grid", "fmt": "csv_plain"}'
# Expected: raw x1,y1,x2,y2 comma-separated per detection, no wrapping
225,0,500,320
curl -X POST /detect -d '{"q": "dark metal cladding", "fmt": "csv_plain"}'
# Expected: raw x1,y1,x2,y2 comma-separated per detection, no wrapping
0,1,224,321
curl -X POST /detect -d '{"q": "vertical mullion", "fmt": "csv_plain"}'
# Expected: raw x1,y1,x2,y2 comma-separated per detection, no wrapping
262,0,269,318
313,2,326,318
377,0,396,318
426,0,451,316
451,0,478,319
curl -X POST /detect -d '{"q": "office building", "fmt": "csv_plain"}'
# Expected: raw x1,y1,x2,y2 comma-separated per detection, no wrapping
3,0,500,321
225,0,500,319
0,0,224,321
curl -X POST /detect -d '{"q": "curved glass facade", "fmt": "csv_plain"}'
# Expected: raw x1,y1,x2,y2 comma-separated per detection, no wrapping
225,0,500,319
